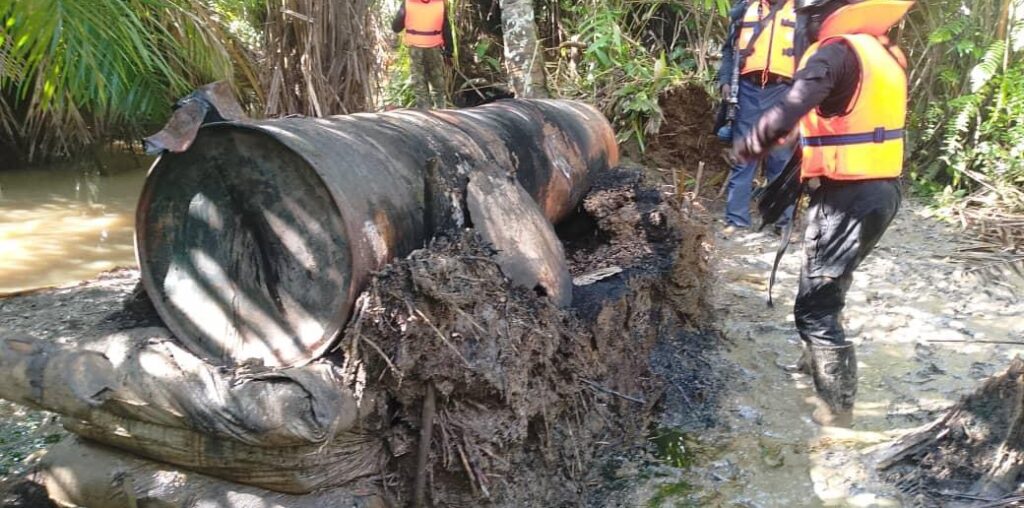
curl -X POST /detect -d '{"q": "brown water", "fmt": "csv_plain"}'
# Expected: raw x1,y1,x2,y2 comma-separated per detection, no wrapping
0,154,151,295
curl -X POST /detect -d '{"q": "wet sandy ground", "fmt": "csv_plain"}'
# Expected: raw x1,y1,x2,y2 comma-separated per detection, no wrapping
635,201,1024,507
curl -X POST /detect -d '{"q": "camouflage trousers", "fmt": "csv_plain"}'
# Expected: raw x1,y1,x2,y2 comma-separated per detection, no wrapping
409,46,447,109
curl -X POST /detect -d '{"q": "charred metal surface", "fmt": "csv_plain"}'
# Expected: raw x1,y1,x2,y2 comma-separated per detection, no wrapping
137,99,618,367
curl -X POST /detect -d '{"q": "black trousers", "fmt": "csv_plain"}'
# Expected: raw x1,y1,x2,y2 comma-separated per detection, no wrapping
794,178,901,346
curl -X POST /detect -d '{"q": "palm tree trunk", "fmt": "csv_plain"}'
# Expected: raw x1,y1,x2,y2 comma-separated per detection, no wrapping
499,0,549,98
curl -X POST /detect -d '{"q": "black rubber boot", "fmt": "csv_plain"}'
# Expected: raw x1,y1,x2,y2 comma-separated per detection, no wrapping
809,343,857,426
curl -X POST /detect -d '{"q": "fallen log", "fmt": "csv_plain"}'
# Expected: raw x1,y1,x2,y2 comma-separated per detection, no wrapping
137,97,618,368
871,357,1024,504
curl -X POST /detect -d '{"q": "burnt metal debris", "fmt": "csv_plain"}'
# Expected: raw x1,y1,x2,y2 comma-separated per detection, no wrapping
137,88,619,367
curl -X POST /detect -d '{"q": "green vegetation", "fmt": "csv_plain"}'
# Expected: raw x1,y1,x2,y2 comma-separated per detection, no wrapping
0,0,369,164
905,1,1022,201
550,0,729,149
900,0,1023,260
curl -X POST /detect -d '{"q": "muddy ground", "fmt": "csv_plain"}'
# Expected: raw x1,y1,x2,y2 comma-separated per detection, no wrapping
6,194,1021,507
620,198,1024,507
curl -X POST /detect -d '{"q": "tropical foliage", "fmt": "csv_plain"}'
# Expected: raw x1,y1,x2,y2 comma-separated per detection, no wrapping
0,0,250,162
547,0,728,149
904,0,1022,204
899,0,1023,260
414,0,729,148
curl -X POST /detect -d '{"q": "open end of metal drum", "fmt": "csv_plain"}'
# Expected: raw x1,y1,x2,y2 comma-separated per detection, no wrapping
136,126,351,367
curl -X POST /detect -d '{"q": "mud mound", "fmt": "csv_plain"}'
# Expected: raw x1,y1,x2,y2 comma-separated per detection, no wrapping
875,357,1024,506
335,167,712,506
563,165,711,327
642,83,730,179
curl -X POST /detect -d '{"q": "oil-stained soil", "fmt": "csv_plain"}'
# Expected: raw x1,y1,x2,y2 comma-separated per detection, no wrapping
337,166,719,506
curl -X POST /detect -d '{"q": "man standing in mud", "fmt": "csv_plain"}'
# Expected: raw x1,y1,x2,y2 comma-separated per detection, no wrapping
392,0,453,109
732,0,912,425
719,0,800,235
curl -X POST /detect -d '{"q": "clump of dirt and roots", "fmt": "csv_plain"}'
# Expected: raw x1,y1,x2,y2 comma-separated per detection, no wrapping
641,83,731,179
330,166,715,506
875,357,1024,506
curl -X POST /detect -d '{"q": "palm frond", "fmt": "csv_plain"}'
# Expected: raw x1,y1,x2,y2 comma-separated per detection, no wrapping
0,0,247,162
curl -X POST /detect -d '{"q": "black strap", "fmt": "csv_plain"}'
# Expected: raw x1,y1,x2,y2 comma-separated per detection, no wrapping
740,1,787,63
407,29,442,36
767,182,805,307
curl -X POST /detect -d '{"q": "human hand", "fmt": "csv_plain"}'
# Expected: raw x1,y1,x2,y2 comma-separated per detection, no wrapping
730,134,756,164
720,83,731,98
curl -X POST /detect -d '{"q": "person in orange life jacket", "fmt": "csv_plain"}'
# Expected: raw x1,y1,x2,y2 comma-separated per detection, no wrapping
719,0,801,234
733,0,912,425
392,0,454,108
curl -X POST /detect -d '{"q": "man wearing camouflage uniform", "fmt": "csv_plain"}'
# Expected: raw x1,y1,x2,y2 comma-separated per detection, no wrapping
392,0,454,109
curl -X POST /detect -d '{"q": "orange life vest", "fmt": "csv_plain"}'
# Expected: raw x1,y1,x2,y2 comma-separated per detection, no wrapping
404,0,445,48
798,1,913,181
737,0,798,81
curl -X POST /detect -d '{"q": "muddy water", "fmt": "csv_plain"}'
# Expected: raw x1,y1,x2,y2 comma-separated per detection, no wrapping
639,203,1024,507
0,154,150,295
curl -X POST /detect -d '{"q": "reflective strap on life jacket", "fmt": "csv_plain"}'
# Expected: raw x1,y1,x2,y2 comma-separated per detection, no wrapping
404,0,445,48
802,128,904,147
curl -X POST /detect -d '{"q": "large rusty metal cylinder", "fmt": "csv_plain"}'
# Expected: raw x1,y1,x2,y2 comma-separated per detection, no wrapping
136,100,618,367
